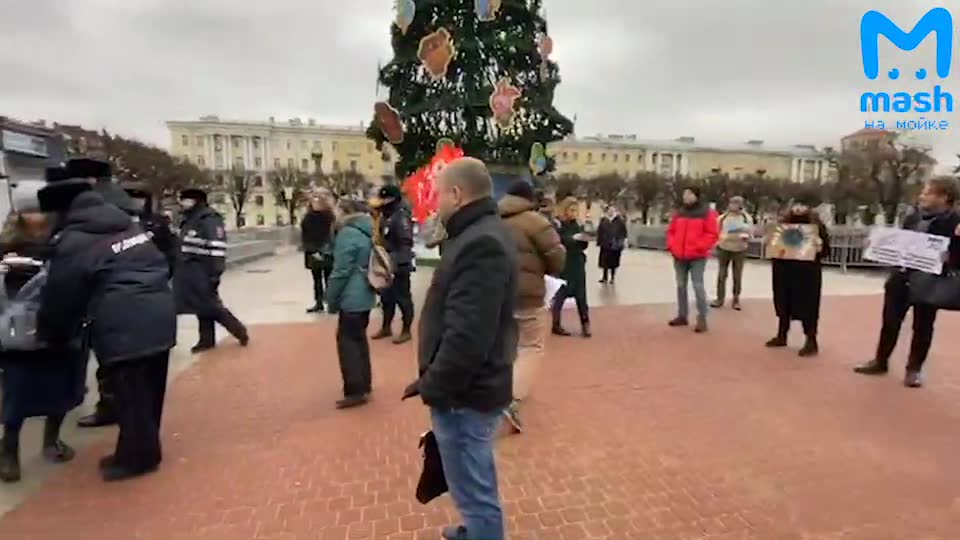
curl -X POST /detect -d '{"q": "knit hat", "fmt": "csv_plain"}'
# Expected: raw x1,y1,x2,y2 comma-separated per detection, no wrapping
506,180,535,202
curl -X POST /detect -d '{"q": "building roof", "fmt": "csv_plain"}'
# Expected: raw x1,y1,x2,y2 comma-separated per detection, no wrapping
166,116,368,136
552,134,824,158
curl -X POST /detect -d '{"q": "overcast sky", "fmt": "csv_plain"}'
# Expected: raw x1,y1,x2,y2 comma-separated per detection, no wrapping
1,0,957,170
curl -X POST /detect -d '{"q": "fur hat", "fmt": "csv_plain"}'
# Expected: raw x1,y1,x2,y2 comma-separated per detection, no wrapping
65,158,112,180
38,178,93,213
179,188,208,204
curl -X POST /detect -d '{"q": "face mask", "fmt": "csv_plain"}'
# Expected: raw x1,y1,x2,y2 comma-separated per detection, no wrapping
180,199,196,211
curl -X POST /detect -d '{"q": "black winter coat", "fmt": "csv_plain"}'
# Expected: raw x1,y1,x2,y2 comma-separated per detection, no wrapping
174,205,227,317
416,198,518,412
301,209,335,269
771,214,831,324
136,212,177,276
37,191,177,365
381,202,415,272
900,207,960,271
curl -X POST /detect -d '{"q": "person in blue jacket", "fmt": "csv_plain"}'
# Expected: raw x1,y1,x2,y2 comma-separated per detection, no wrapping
326,198,376,409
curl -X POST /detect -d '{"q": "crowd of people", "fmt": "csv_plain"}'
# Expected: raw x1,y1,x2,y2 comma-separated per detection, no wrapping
2,152,959,540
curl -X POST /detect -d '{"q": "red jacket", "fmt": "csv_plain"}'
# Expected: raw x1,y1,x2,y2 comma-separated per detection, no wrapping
666,205,720,260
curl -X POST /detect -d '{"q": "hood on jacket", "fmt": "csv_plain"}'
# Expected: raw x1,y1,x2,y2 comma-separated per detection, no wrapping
498,194,536,218
341,213,374,236
63,191,133,235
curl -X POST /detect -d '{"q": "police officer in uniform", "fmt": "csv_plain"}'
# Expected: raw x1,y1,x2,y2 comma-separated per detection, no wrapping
174,188,249,352
121,181,177,277
37,168,176,482
370,185,416,344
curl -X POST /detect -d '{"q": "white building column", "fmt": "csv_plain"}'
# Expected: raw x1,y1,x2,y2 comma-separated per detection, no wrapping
790,158,799,182
653,153,661,175
644,150,653,171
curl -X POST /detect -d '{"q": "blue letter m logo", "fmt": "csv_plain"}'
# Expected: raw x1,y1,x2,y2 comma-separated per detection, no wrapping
861,8,953,80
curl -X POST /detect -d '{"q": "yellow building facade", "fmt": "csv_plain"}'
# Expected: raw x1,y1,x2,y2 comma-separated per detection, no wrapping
549,134,832,183
166,116,396,228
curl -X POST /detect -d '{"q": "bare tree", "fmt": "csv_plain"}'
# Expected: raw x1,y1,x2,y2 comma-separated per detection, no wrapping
554,174,586,201
588,173,629,206
220,166,256,229
629,172,663,222
271,167,311,226
843,139,934,224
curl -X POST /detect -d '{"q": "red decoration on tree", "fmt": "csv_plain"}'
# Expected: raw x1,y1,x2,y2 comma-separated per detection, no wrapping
403,144,465,223
489,78,522,128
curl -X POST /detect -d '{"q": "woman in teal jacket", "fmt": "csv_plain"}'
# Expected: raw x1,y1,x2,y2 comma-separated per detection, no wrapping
325,199,376,410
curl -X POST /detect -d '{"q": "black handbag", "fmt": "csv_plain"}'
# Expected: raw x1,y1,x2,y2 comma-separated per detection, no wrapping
908,270,960,311
415,431,448,504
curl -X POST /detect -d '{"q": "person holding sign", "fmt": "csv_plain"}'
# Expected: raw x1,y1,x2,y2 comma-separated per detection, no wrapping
854,177,960,388
765,193,830,357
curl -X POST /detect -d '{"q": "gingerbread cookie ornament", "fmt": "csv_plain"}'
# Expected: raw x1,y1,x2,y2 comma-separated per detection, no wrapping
374,102,405,144
418,28,456,80
489,78,522,128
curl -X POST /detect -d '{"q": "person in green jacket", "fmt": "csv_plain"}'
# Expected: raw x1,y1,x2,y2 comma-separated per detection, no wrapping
551,197,591,338
325,198,377,410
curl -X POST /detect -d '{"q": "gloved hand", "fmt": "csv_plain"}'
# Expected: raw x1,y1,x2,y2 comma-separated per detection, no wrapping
402,380,421,400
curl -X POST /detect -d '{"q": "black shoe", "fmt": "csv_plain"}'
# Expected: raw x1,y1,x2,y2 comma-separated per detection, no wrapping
238,333,250,347
336,394,370,410
765,336,788,348
551,326,571,336
581,323,592,338
0,448,20,483
798,338,819,357
371,328,392,340
853,360,888,375
392,331,412,345
98,454,115,470
101,462,158,482
668,317,688,327
904,370,924,388
710,300,724,309
306,304,322,313
77,411,118,428
42,441,76,464
190,343,215,354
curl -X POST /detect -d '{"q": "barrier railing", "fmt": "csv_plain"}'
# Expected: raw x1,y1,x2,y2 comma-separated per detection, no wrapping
627,223,879,271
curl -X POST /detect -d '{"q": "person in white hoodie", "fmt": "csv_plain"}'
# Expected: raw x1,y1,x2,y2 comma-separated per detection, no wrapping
711,196,753,311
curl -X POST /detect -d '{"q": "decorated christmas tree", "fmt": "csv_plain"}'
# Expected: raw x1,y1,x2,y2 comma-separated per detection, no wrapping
367,0,574,180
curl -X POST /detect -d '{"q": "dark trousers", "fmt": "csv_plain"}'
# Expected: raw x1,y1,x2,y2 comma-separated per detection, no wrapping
197,306,248,347
107,351,170,471
551,285,589,326
380,270,414,331
311,265,332,304
92,364,116,417
875,272,938,371
337,311,372,397
776,316,817,339
601,268,617,281
715,249,746,302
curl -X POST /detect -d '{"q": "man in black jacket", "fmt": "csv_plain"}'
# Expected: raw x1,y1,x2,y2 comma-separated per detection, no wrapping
403,157,517,540
300,196,335,313
37,176,177,482
855,176,960,388
371,185,416,344
122,181,178,277
174,188,248,352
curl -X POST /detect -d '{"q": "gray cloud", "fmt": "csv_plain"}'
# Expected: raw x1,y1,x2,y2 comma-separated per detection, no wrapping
1,0,956,168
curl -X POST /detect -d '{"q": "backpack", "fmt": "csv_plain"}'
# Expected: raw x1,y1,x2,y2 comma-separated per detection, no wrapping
0,264,49,352
355,226,394,293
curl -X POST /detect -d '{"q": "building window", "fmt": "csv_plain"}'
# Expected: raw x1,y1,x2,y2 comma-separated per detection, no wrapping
302,158,309,170
601,153,606,162
624,154,630,162
234,157,244,169
181,135,189,146
612,154,618,163
586,152,593,163
196,136,204,147
197,156,205,166
252,138,260,149
256,215,265,226
276,215,284,226
255,195,264,206
333,160,340,172
232,137,240,149
254,157,262,168
286,140,292,150
274,158,281,169
573,152,579,160
215,157,224,169
214,136,222,151
214,174,224,186
350,160,358,172
562,151,568,160
288,158,295,168
254,176,263,187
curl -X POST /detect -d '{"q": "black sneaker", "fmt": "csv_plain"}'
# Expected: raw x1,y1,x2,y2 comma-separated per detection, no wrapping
798,339,819,357
392,331,412,345
0,449,20,483
668,317,688,327
370,328,392,340
336,394,370,410
77,410,118,428
853,360,888,375
552,326,572,336
306,304,322,314
101,462,158,482
42,441,76,464
190,343,215,354
765,336,788,348
710,300,724,309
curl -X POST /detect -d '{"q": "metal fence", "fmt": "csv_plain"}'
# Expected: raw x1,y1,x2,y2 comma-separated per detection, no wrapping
627,222,880,271
223,227,299,268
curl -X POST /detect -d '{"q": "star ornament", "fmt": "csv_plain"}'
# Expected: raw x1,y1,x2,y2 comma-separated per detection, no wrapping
489,78,522,128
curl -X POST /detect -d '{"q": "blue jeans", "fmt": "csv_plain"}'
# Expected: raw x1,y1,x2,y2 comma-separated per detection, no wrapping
674,258,708,322
430,408,504,540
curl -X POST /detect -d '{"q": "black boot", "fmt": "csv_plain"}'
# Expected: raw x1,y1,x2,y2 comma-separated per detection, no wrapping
42,415,75,464
392,328,412,345
371,327,392,340
0,429,20,483
581,321,592,338
854,359,889,375
798,335,819,357
78,401,118,428
765,318,789,348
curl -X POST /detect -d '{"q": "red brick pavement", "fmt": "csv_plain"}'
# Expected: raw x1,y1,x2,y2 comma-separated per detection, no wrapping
3,296,960,540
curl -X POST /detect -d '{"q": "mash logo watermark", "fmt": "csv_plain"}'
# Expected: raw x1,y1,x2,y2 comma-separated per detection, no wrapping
860,8,954,131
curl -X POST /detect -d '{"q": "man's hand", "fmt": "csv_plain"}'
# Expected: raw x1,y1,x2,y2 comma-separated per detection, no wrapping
402,380,421,400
